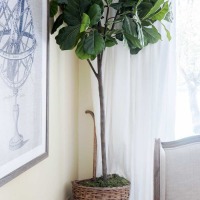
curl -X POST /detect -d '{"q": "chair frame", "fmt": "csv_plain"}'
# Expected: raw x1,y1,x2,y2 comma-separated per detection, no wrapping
153,135,200,200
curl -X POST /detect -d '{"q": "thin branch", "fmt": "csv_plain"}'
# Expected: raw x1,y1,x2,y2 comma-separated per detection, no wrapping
87,59,98,78
180,67,190,84
104,6,110,37
105,0,109,6
111,10,119,30
107,17,115,21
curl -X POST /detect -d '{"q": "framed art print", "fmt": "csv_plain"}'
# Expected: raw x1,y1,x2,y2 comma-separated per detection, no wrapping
0,0,48,186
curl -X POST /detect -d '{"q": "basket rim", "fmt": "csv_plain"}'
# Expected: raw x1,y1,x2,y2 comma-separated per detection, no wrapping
72,179,131,191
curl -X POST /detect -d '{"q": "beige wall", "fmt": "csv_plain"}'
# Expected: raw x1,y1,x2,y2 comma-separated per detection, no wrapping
78,61,94,180
0,36,79,200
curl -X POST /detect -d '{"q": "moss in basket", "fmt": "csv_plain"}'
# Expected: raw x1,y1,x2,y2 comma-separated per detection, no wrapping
79,174,130,188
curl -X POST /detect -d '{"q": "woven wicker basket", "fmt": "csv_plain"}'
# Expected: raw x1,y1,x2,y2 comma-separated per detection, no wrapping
72,180,130,200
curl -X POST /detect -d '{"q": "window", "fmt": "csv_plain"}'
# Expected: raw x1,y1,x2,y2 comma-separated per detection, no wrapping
175,0,200,139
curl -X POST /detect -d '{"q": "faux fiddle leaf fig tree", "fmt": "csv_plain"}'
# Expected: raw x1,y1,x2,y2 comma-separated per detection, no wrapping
50,0,172,180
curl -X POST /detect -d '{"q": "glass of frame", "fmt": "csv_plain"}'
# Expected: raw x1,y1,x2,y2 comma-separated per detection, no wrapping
0,0,49,186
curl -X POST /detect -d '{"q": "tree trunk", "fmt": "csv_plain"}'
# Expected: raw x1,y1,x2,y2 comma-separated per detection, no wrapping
97,54,107,179
181,68,200,134
188,85,200,134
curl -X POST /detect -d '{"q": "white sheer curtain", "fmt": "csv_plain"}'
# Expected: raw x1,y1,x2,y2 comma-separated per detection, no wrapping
90,4,176,200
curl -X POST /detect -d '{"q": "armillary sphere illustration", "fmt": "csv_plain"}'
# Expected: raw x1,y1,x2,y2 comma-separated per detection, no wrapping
0,0,36,150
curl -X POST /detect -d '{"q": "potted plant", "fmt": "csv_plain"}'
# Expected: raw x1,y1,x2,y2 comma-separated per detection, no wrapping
50,0,172,199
